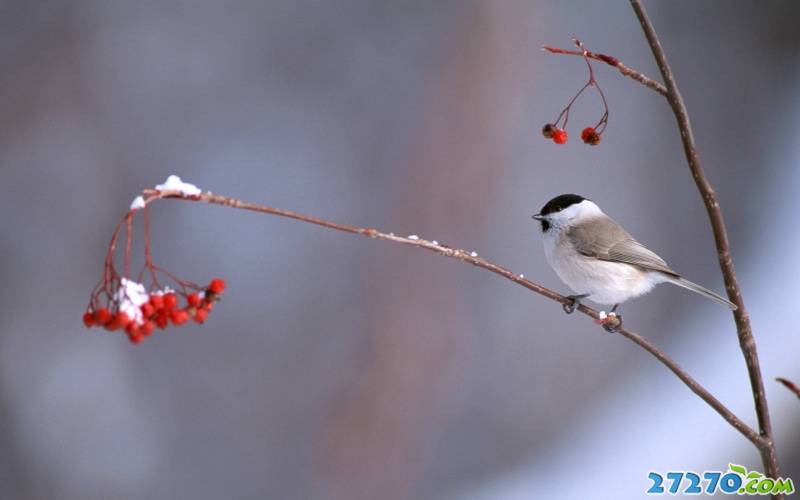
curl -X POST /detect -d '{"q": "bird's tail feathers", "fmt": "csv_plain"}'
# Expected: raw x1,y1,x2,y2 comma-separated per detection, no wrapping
664,275,737,311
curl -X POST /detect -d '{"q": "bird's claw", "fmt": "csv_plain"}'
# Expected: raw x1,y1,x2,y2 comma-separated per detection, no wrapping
562,294,588,314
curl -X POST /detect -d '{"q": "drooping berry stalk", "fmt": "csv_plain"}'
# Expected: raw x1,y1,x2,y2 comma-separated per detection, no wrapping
84,176,226,344
541,38,608,147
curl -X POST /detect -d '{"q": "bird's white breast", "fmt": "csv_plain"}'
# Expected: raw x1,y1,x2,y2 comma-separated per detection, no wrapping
542,228,663,305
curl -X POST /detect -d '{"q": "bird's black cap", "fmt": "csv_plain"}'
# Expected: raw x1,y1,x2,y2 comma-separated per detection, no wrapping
532,194,586,232
538,194,585,216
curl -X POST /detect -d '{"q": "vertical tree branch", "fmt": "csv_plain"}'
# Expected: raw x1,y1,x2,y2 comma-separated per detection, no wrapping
629,0,780,485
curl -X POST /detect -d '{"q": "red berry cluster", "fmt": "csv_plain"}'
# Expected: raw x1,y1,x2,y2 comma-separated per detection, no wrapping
83,278,226,344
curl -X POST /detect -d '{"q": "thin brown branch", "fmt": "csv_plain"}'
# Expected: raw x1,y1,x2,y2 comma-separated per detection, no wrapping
542,44,667,96
776,378,800,399
629,0,780,487
142,188,764,447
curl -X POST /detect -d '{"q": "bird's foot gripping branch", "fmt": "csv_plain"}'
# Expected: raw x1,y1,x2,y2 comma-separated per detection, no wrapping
594,311,622,332
84,175,226,344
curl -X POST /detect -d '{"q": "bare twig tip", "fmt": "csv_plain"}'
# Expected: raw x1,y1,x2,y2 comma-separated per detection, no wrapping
776,377,800,399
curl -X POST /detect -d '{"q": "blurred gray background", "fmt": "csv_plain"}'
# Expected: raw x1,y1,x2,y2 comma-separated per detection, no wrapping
1,1,798,499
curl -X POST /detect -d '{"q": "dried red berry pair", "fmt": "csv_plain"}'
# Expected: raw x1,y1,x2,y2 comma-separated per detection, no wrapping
541,124,602,146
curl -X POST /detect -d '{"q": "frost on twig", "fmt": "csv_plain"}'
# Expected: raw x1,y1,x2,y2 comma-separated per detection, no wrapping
130,196,146,211
155,175,202,196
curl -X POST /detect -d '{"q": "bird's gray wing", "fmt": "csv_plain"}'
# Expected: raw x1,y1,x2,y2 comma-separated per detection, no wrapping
567,216,678,276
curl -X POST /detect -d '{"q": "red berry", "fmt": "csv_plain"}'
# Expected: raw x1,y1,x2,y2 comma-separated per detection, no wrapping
163,293,178,310
142,320,155,337
149,294,164,310
106,314,118,331
186,293,201,307
141,303,155,318
193,308,208,324
155,313,169,329
108,312,131,331
581,127,601,145
127,325,144,344
94,308,112,325
552,129,568,144
83,312,95,328
170,309,189,326
208,278,225,294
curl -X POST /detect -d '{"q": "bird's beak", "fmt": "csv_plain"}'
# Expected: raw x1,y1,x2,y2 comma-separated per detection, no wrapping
532,214,544,220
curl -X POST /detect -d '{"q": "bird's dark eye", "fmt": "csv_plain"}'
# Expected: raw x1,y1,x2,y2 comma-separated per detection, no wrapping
540,219,550,232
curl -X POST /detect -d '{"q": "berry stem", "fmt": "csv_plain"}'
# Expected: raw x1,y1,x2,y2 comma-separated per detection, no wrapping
548,39,609,136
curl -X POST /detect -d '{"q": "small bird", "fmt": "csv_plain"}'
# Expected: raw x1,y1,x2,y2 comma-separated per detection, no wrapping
532,194,736,330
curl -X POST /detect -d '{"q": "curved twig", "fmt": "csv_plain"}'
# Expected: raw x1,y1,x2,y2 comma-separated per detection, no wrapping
142,188,764,447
